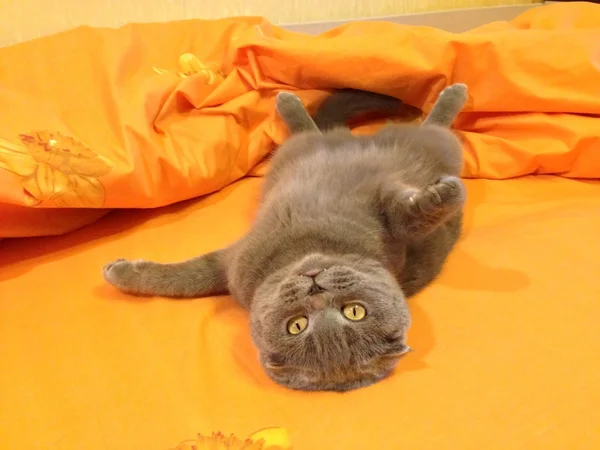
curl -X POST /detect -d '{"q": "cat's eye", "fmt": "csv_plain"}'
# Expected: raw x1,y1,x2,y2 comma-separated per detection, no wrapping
342,303,367,321
287,316,308,335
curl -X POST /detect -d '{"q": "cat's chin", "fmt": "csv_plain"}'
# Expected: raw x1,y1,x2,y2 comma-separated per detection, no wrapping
289,253,336,279
289,252,382,278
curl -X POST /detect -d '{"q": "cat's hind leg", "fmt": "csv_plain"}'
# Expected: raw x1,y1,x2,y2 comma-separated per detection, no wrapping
276,92,321,135
422,83,468,127
102,250,229,298
380,175,466,239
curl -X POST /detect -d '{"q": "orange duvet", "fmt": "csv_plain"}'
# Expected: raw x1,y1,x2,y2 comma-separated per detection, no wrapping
1,2,600,449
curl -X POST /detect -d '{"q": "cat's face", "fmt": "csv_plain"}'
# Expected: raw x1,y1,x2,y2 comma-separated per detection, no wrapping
250,253,411,392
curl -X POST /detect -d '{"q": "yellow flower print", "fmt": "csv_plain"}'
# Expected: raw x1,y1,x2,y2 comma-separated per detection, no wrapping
174,427,292,450
153,52,225,84
0,130,112,207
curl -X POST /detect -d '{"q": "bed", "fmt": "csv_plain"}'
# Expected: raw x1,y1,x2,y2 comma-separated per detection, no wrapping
0,3,599,449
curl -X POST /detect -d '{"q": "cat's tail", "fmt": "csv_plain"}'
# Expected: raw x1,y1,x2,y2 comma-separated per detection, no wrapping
313,89,421,131
421,83,468,128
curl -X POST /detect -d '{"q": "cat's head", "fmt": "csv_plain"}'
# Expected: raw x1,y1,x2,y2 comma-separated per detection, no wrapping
250,253,411,392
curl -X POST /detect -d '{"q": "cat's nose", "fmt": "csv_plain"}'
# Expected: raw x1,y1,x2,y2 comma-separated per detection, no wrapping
302,269,326,296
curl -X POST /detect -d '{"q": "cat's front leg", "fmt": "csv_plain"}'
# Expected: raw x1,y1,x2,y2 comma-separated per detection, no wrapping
380,175,466,239
102,251,229,298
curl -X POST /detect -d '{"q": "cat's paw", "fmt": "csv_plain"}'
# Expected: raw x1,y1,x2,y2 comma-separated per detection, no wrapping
439,83,468,109
382,176,465,238
102,258,152,294
276,91,303,117
407,176,465,215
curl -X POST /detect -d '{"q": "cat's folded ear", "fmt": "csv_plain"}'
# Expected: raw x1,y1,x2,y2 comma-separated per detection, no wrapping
264,352,288,370
384,335,413,359
389,343,413,358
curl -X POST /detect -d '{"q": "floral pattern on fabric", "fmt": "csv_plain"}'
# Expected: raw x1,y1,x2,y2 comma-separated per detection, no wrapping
153,52,226,84
174,427,292,450
0,131,112,207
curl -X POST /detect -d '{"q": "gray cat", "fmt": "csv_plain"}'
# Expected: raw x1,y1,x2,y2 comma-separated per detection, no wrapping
103,84,468,392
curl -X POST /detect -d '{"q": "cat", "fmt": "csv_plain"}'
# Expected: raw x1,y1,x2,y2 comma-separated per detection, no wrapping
103,84,468,392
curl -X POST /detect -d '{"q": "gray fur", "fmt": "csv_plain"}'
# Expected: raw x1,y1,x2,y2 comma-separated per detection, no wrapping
275,92,320,134
103,84,468,392
422,83,468,127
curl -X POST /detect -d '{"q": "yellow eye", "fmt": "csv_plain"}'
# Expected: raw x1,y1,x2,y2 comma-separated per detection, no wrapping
342,303,367,321
287,316,308,335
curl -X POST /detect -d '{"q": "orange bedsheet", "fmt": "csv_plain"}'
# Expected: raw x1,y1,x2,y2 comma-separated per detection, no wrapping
1,2,600,238
1,175,599,449
1,3,600,449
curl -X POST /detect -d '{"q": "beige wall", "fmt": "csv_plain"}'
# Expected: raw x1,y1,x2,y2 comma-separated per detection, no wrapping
1,0,540,47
